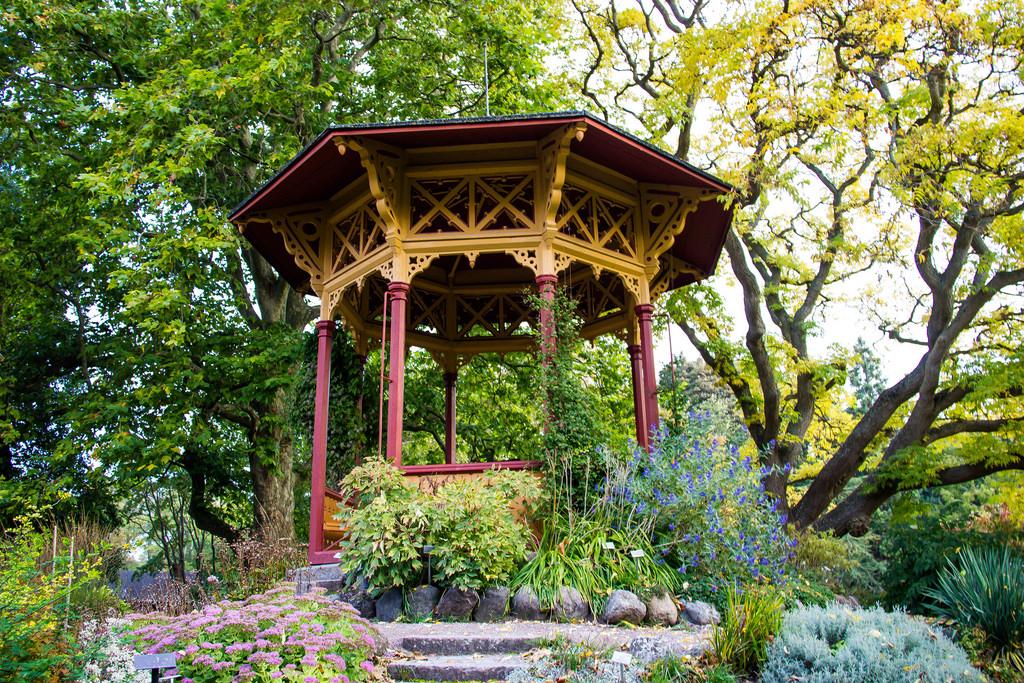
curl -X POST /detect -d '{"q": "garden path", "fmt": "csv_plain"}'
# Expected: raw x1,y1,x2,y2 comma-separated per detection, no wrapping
379,620,711,681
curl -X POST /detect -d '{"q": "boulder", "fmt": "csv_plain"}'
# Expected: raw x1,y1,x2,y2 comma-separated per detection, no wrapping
406,585,441,620
645,592,679,626
550,586,591,622
375,588,403,622
511,586,546,621
682,600,720,626
435,587,479,620
334,577,375,619
601,590,646,625
474,586,511,622
629,635,709,665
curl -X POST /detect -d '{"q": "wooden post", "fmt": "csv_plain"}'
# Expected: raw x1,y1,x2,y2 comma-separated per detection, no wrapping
627,343,649,449
309,319,334,564
635,303,659,441
536,274,557,362
386,282,410,464
444,371,457,464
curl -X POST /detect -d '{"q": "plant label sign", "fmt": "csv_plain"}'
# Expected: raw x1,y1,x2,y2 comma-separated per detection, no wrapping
611,652,633,665
629,549,645,558
603,542,616,550
133,653,178,670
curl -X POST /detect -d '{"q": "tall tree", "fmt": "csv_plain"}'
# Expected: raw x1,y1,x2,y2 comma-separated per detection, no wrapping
571,0,1024,534
2,0,567,541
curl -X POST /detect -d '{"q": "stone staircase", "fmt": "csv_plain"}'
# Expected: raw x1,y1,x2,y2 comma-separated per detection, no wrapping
378,621,711,682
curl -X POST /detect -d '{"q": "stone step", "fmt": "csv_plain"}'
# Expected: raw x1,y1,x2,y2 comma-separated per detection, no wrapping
388,653,531,681
396,634,542,656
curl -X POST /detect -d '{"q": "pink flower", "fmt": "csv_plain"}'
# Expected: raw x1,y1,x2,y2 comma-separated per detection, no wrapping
360,660,374,673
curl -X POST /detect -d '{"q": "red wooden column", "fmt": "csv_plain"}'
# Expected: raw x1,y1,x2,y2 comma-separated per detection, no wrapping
444,371,457,464
309,319,334,564
386,281,410,464
627,343,649,449
635,303,659,441
536,274,557,361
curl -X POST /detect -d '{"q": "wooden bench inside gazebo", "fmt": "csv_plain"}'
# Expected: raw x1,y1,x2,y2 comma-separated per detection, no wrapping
229,112,734,564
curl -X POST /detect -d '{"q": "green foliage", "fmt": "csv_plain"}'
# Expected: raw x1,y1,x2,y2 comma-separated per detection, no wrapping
430,472,539,589
335,460,535,593
0,510,107,682
124,585,380,681
336,475,430,594
659,357,748,448
625,426,792,597
925,545,1024,665
529,290,605,509
543,634,609,674
848,338,887,417
881,488,1022,609
794,529,885,605
709,584,784,677
760,605,982,683
512,516,681,611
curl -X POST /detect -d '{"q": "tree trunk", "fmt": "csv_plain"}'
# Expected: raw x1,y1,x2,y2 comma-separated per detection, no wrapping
250,390,296,543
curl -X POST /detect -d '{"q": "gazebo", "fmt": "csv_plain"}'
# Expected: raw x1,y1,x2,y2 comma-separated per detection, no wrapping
229,112,734,564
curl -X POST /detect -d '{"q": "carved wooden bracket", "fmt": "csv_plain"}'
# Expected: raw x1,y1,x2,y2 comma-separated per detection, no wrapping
254,210,325,285
507,248,539,276
335,136,406,236
642,188,717,267
539,122,587,229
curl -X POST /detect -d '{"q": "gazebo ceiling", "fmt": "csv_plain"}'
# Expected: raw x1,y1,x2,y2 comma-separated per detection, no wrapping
230,112,735,360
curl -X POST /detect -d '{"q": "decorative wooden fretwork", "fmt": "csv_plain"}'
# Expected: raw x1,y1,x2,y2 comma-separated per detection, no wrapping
507,248,539,275
263,209,324,283
331,199,388,274
567,270,628,323
556,183,638,260
409,174,534,234
335,137,405,234
409,286,448,335
408,254,438,280
643,188,715,267
455,293,533,340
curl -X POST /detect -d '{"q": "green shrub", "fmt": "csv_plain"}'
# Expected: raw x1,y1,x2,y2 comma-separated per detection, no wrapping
336,480,430,593
760,604,983,683
430,472,540,590
793,529,885,604
925,545,1024,665
0,510,105,682
124,585,380,681
622,425,793,600
335,460,536,593
709,583,784,677
881,488,1022,610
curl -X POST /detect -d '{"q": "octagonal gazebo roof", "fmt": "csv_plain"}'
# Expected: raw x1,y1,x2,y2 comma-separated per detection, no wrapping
230,112,734,363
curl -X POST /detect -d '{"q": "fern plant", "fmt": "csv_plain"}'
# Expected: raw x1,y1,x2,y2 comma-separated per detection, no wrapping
924,545,1024,664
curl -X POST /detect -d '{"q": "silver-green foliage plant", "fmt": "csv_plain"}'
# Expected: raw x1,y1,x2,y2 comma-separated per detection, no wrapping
760,605,982,683
924,545,1024,663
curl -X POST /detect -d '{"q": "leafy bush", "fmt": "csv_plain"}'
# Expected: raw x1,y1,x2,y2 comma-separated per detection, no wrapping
335,460,536,593
124,585,380,682
430,472,539,589
793,529,885,604
881,487,1022,609
925,545,1024,666
760,604,983,683
709,584,784,677
79,618,147,683
0,510,106,682
619,425,793,599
